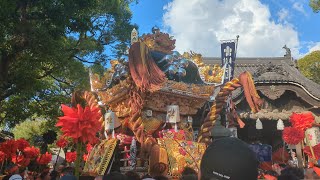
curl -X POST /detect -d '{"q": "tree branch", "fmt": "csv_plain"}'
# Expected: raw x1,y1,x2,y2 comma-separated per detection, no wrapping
49,75,73,87
74,56,100,64
37,68,55,79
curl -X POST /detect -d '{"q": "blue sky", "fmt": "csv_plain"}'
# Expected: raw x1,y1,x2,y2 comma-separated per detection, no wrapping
130,0,320,58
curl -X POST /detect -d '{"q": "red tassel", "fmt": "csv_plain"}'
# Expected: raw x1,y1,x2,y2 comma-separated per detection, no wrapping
129,42,166,92
238,71,263,113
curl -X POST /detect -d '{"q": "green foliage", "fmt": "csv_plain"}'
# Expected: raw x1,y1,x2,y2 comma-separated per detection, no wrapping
310,0,320,12
298,50,320,84
12,119,47,143
0,0,137,127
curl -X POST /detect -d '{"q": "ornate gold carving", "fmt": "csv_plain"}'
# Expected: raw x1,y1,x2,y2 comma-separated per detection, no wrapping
89,60,126,91
142,114,164,135
157,138,206,179
164,81,215,97
144,91,206,115
142,32,176,53
83,139,118,176
109,99,131,117
182,51,223,83
259,87,286,100
90,70,113,90
97,79,131,104
169,82,188,91
199,64,224,83
182,51,204,67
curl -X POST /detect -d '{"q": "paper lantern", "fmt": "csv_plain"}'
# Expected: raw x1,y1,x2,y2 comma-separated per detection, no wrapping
256,118,263,130
277,119,284,130
105,111,121,131
166,105,180,123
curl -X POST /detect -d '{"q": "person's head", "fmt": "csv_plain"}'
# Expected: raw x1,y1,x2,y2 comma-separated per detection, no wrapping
264,170,278,177
94,175,103,180
181,167,197,176
125,171,140,180
61,167,74,176
277,174,300,180
141,174,154,180
179,174,197,180
39,170,51,180
60,175,77,180
2,175,10,180
153,175,168,180
58,164,66,173
80,176,95,180
304,168,319,180
279,167,304,179
50,170,59,180
180,167,197,180
200,137,259,180
103,172,127,180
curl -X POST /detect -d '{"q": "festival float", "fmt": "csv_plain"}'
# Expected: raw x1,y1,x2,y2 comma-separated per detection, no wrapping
76,27,264,179
0,28,263,179
0,29,319,180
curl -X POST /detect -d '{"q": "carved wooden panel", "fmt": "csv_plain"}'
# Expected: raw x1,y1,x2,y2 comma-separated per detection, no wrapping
258,85,286,100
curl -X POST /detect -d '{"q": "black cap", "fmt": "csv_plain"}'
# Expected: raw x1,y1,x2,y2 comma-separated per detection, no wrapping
200,137,259,180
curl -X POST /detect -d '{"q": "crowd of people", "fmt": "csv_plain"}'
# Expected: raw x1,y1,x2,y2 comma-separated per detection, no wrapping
3,137,320,180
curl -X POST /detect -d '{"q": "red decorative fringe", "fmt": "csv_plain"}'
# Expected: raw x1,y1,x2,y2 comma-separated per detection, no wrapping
238,71,263,113
129,42,166,93
290,112,315,131
282,127,304,145
272,147,289,164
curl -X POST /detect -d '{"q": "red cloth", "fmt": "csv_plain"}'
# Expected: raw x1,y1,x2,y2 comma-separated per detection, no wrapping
272,147,289,164
260,162,273,171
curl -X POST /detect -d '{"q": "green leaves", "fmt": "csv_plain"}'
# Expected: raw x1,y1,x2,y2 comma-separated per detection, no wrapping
0,0,136,127
12,119,47,143
298,50,320,84
310,0,320,13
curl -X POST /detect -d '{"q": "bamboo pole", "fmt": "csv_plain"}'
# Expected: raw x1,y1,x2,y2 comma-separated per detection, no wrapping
306,137,317,165
296,142,304,168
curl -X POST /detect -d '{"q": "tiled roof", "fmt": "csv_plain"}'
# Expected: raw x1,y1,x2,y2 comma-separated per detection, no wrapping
203,56,320,101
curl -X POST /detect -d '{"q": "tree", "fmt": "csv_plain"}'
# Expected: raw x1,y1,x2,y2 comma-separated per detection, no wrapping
0,0,137,127
298,50,320,84
12,119,46,142
310,0,320,12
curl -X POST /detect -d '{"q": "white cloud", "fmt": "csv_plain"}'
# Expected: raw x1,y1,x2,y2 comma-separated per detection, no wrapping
296,42,320,58
293,2,307,16
309,42,320,52
162,0,300,58
277,8,290,23
304,42,320,56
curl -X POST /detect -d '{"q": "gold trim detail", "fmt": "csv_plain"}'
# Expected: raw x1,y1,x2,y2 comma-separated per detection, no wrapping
83,139,118,176
157,138,206,179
